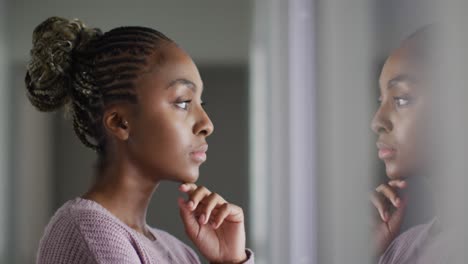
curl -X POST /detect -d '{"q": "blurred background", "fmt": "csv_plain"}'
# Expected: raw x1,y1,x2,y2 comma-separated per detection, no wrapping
1,0,468,263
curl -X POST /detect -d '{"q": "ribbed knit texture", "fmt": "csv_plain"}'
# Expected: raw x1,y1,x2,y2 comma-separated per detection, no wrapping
36,198,254,264
378,218,438,264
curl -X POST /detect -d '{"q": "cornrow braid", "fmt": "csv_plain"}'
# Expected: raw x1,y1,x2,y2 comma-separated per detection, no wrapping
26,17,173,154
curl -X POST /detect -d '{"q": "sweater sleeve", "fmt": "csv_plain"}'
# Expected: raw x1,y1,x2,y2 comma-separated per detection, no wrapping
243,249,255,264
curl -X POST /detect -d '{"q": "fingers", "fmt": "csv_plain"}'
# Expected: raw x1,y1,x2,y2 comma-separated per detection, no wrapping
189,186,214,211
388,194,408,226
196,193,225,225
371,191,390,222
211,203,243,229
372,180,407,222
178,197,199,237
179,183,198,193
375,184,401,208
388,179,407,189
179,184,238,228
376,180,407,207
178,197,192,219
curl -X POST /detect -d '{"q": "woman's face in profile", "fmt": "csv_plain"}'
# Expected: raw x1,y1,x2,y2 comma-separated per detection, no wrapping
126,44,214,183
371,42,431,179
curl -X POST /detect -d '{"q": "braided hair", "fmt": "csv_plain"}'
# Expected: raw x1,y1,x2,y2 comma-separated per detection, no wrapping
25,16,172,155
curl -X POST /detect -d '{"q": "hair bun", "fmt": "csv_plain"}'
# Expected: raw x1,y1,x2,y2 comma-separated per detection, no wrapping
25,16,101,112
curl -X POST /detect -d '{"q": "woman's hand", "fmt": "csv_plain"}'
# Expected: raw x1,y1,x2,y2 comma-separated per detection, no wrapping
178,183,247,264
371,179,408,257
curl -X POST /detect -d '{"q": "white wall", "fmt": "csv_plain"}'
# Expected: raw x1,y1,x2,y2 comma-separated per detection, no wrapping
374,0,437,59
10,65,54,264
9,0,251,64
315,1,375,262
250,0,316,263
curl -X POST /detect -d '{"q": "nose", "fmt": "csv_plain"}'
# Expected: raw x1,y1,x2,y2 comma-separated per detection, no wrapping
371,104,393,134
193,105,214,137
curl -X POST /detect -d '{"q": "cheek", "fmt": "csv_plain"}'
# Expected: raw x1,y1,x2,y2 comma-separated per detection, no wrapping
142,115,191,156
395,110,428,171
397,120,419,155
150,119,200,181
160,121,191,155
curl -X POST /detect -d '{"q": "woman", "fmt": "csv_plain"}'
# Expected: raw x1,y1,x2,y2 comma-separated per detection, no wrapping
27,17,254,264
370,27,442,263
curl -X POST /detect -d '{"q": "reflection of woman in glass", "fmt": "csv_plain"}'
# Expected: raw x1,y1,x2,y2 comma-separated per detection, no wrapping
28,17,253,264
371,27,438,263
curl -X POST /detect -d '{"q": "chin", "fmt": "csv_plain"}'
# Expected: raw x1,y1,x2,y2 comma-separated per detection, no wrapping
385,163,403,180
178,169,200,183
386,166,407,180
182,176,199,183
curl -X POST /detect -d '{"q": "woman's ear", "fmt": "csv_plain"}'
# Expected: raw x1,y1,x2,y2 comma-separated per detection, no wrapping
102,107,131,141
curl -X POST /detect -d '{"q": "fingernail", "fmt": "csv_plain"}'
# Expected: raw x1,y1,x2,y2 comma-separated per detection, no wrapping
394,198,401,207
383,211,389,221
199,214,205,225
187,201,194,210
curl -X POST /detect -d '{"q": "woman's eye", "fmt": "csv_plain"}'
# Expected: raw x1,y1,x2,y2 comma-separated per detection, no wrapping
394,97,411,107
175,101,191,110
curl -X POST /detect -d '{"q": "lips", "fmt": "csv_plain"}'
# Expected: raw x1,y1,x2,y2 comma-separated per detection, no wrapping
190,144,208,163
376,141,396,160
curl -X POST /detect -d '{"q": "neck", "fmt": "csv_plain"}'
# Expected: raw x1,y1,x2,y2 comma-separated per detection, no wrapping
400,174,436,231
83,157,160,239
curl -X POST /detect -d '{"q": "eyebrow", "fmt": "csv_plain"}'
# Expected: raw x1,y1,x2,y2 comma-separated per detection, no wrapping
167,78,198,92
387,74,417,90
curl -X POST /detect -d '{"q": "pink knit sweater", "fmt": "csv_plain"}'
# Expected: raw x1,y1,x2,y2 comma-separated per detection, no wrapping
36,198,254,264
